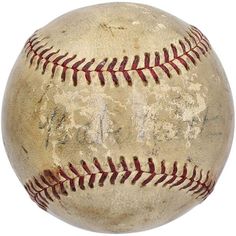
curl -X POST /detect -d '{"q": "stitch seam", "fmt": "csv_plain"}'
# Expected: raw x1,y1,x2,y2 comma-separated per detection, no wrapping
24,26,211,86
24,156,215,211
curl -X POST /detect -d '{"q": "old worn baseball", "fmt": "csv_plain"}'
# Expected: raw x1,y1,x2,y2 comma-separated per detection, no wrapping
2,2,234,233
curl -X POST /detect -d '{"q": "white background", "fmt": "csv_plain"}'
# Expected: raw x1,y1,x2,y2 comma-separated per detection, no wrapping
0,0,235,235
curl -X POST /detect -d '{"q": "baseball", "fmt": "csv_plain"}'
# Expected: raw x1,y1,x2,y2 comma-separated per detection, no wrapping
2,2,234,233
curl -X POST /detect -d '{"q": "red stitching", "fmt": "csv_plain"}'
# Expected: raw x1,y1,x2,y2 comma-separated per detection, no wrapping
24,26,211,86
24,157,215,211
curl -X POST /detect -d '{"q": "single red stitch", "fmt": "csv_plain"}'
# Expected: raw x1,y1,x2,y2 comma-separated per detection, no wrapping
137,69,148,84
69,163,80,176
154,52,160,66
72,72,78,86
81,160,91,174
38,46,53,58
120,172,131,184
132,55,140,69
161,160,166,174
72,58,86,70
82,58,95,71
88,174,96,188
160,64,171,78
131,171,143,184
180,49,197,67
154,174,168,186
58,168,70,180
108,157,118,184
171,44,178,58
98,72,105,86
79,176,85,190
133,156,141,171
95,58,108,71
93,158,104,172
119,56,128,71
191,49,201,60
85,71,92,84
169,61,181,75
70,180,76,192
144,53,150,68
107,58,118,71
120,156,128,171
148,158,155,173
163,48,170,62
123,71,132,86
107,157,116,172
110,72,119,86
149,68,160,84
179,40,186,52
61,55,77,82
34,43,47,52
30,54,38,66
98,172,109,187
53,52,69,64
141,173,156,186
